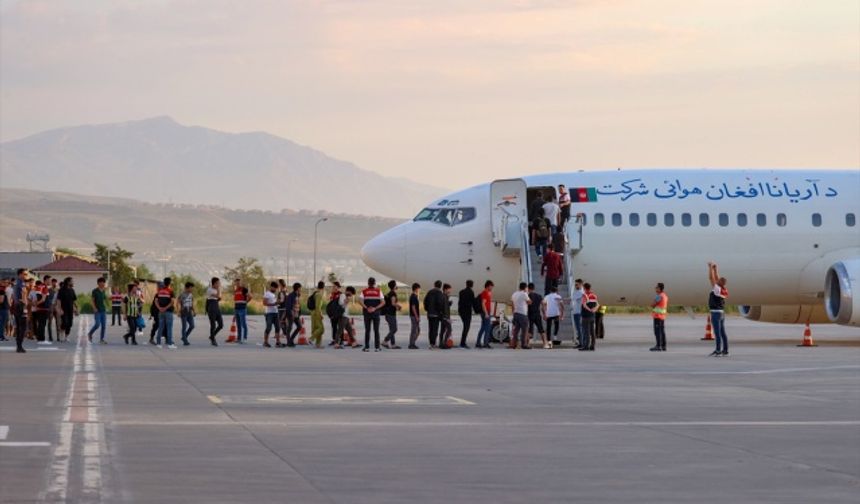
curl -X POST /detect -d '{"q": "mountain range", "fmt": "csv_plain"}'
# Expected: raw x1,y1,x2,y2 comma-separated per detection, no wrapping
0,116,446,218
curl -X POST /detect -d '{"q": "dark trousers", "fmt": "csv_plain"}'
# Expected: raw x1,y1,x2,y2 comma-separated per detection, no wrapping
595,312,605,339
336,316,354,345
544,277,560,296
149,314,160,341
546,316,560,337
459,313,471,346
207,307,223,340
440,318,452,347
363,312,380,349
383,314,397,345
330,317,340,344
14,305,26,350
34,311,48,341
61,311,74,337
111,306,122,325
125,317,138,344
285,314,301,344
653,318,666,349
581,315,595,350
512,313,529,348
427,316,440,346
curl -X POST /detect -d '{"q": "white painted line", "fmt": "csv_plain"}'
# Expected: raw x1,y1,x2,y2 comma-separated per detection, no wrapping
82,423,102,499
110,420,860,428
43,422,74,502
0,347,61,352
207,395,222,404
0,425,8,440
446,396,477,405
0,441,52,447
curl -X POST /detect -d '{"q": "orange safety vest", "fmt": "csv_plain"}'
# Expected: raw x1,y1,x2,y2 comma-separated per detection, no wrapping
652,292,668,320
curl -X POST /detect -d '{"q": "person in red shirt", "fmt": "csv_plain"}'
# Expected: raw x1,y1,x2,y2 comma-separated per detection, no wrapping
541,249,563,296
358,277,384,352
475,280,494,349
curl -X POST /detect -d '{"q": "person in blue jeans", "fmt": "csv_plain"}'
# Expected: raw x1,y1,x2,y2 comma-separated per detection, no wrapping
156,277,177,349
87,277,108,343
571,279,584,347
707,262,729,356
475,280,494,349
178,282,195,346
232,279,251,343
0,278,9,341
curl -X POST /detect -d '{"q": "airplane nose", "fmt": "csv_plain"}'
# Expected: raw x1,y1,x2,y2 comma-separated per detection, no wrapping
361,225,407,280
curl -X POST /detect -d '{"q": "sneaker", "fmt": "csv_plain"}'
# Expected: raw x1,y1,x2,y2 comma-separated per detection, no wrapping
543,343,550,349
210,340,218,347
382,342,391,349
459,344,470,349
649,346,661,352
408,345,418,349
375,348,382,352
149,340,156,346
183,341,190,346
157,344,163,349
16,347,26,353
720,351,729,356
709,351,721,357
362,348,369,352
131,341,138,345
100,340,107,345
392,345,402,349
484,345,493,349
263,342,272,348
167,344,177,350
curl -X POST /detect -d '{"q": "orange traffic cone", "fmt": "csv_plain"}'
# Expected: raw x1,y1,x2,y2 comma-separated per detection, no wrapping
225,317,237,343
797,323,817,347
300,316,307,335
701,318,714,341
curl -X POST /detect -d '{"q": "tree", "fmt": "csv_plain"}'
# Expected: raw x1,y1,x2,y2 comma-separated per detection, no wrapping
93,243,136,288
55,246,83,257
135,263,156,281
223,257,267,294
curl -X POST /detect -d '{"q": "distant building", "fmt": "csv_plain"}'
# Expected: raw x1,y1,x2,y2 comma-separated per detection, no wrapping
32,256,108,293
0,251,55,279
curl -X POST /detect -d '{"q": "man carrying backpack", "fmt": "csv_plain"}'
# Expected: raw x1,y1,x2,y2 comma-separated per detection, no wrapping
382,280,401,349
532,210,550,259
457,280,475,349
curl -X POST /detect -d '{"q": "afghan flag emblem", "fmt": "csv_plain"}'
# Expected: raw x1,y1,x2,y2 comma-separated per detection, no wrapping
571,187,598,203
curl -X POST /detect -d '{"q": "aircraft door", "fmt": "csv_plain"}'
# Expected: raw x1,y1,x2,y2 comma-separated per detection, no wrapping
490,179,528,254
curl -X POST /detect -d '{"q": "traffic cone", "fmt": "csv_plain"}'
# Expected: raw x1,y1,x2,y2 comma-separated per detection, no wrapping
797,323,817,347
300,316,307,335
225,317,237,343
701,318,714,341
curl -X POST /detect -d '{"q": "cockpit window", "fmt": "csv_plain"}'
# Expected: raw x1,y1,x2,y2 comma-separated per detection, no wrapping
413,207,476,226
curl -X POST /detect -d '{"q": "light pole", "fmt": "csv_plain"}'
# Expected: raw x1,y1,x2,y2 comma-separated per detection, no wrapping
313,218,328,284
286,239,298,283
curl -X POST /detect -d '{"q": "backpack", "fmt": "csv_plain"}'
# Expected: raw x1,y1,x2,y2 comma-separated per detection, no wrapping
307,291,317,311
326,297,344,319
536,218,550,239
472,294,483,315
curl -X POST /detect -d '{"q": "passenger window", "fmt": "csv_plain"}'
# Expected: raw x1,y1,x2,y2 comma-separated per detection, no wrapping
718,213,729,227
737,213,748,227
847,213,856,227
612,213,622,226
756,213,766,227
594,213,605,227
664,213,674,227
776,213,787,227
629,213,640,227
812,213,822,227
681,213,692,227
646,213,657,227
699,213,709,227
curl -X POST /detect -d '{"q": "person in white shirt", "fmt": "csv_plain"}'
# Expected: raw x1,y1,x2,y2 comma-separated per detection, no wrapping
205,277,223,346
335,287,357,349
510,282,531,349
542,196,561,236
262,281,282,348
542,286,564,348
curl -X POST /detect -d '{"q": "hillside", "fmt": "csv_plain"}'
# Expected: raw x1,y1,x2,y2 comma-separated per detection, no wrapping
0,188,403,283
0,116,446,218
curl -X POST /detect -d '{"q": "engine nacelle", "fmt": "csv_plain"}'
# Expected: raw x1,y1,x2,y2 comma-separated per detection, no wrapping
739,304,830,324
825,259,860,326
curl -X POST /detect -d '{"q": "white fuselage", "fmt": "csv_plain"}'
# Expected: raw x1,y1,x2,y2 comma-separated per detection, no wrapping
361,169,860,309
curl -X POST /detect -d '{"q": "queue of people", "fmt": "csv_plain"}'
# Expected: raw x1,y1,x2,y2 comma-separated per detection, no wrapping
2,262,731,356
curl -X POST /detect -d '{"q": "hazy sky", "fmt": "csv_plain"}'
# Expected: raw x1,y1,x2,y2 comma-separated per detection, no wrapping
2,0,858,188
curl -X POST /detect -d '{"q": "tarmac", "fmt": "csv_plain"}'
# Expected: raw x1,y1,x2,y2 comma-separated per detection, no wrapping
1,314,858,503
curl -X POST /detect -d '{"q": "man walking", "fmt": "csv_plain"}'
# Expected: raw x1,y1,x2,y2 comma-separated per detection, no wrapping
309,281,325,348
122,283,141,345
156,277,177,349
408,283,421,349
650,283,668,351
475,280,494,349
382,280,401,349
423,280,445,349
578,282,599,351
179,282,196,346
12,269,29,353
110,288,123,326
526,283,546,349
541,286,564,349
359,278,383,352
541,248,563,296
284,283,302,347
440,283,454,349
262,281,281,348
708,262,729,356
511,282,531,349
542,195,561,237
206,277,222,346
57,277,77,343
457,280,475,348
87,277,108,344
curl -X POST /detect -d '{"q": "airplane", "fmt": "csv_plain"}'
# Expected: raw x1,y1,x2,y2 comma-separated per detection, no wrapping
360,169,860,327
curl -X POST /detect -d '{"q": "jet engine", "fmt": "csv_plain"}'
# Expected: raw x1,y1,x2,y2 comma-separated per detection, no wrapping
738,304,830,324
825,258,860,327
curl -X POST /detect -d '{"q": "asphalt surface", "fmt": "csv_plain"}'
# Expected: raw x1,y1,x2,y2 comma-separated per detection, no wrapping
1,314,859,503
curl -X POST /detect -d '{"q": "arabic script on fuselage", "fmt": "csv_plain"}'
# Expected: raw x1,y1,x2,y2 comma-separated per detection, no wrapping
595,178,838,203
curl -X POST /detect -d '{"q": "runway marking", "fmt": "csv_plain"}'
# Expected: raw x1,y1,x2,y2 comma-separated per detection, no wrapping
109,420,860,427
216,395,476,406
43,315,104,503
0,425,7,440
0,346,62,351
0,441,52,447
207,395,222,404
